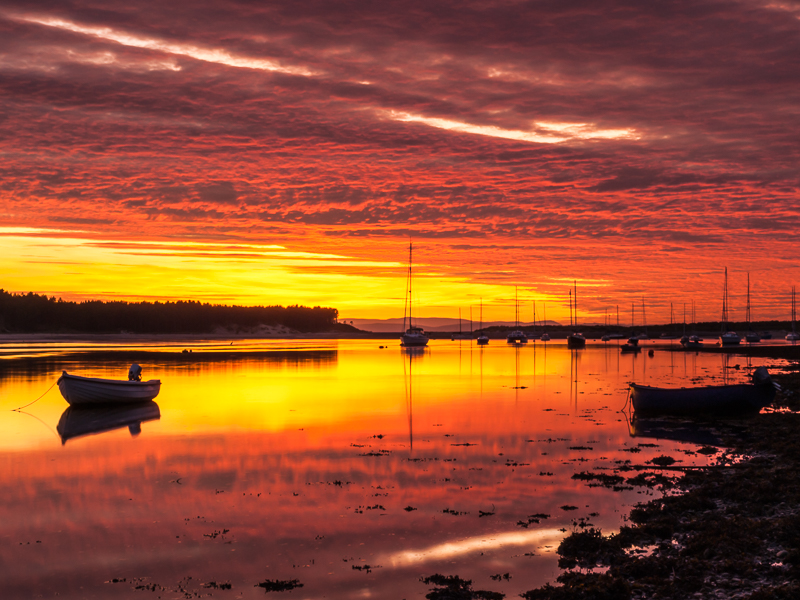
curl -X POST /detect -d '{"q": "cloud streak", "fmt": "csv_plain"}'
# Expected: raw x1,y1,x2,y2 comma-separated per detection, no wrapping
1,1,800,318
14,14,317,76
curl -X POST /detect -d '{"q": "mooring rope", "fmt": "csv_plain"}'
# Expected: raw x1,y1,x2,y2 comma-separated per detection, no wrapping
619,385,632,412
10,379,58,412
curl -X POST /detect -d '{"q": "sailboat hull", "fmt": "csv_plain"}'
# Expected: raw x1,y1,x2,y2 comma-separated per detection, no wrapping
567,334,586,349
401,330,429,346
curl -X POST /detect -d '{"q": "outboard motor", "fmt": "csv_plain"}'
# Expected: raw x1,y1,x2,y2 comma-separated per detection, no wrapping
128,363,142,382
751,366,770,385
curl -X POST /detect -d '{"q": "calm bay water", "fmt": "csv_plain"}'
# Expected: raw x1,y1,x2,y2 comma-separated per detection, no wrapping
0,339,772,598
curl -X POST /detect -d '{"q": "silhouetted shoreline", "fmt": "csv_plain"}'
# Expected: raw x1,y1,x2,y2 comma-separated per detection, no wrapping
0,290,355,335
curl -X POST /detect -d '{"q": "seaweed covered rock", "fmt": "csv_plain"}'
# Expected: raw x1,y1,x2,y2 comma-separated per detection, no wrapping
520,572,629,600
421,574,504,600
556,528,624,570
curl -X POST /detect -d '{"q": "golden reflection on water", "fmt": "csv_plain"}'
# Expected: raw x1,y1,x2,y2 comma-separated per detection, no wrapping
0,340,761,598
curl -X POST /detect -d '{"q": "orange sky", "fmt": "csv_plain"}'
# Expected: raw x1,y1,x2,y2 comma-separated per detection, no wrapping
1,2,800,322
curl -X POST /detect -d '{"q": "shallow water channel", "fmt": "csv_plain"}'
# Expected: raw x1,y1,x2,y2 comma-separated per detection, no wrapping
0,339,773,598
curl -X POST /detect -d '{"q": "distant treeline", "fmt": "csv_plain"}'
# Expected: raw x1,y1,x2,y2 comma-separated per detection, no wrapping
0,290,354,334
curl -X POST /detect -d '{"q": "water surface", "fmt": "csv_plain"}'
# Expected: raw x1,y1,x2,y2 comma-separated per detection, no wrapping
0,340,769,598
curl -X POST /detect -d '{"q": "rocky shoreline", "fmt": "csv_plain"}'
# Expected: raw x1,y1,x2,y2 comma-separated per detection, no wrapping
515,367,800,600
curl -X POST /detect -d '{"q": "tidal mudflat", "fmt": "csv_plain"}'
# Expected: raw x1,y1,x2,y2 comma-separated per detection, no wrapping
0,340,779,598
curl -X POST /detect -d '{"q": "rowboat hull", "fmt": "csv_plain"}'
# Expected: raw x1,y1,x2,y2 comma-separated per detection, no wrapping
630,378,775,417
57,372,161,406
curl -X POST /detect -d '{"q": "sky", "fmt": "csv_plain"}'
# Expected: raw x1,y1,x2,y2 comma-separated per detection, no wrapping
1,0,800,323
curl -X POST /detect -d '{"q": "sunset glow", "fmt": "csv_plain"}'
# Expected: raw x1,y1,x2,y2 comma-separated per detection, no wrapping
2,1,799,322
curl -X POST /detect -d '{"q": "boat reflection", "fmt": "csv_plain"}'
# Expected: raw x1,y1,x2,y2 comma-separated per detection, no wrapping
56,401,161,445
627,414,722,447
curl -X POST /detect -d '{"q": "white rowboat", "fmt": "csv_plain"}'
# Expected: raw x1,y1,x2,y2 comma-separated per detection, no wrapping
58,371,161,406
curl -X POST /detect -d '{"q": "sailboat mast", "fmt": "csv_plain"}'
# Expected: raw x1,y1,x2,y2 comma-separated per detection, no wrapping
746,273,751,325
408,242,414,329
683,303,686,336
569,289,573,328
642,297,646,334
574,280,578,329
403,243,410,331
722,267,728,331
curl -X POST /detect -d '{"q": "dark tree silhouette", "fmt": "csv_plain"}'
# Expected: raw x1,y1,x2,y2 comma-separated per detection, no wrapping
0,290,353,334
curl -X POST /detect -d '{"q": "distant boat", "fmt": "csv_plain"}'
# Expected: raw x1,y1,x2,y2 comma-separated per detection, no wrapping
630,366,776,416
506,286,528,344
602,333,625,341
401,242,429,347
477,298,489,345
787,286,800,342
58,366,161,406
57,401,161,444
681,335,703,349
720,331,741,345
719,267,741,345
566,281,586,349
620,337,641,353
681,301,702,348
679,302,689,345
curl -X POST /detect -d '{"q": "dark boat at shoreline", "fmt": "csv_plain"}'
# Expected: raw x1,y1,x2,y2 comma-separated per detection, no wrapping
630,366,777,416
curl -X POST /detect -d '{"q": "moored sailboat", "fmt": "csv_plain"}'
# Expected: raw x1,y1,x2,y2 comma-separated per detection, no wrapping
567,281,586,349
540,302,550,341
506,287,528,344
477,298,489,345
719,268,741,346
680,300,703,348
787,286,800,342
400,242,429,347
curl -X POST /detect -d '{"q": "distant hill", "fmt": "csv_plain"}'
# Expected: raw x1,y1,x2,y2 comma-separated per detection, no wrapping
345,317,562,333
